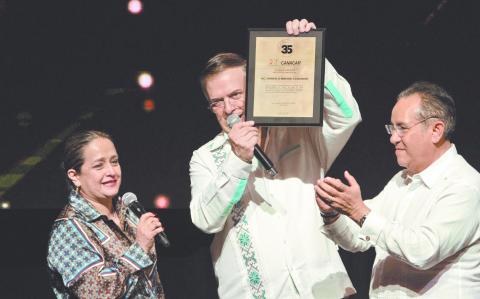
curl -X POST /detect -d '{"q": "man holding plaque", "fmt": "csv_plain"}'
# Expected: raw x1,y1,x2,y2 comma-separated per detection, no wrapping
189,19,361,299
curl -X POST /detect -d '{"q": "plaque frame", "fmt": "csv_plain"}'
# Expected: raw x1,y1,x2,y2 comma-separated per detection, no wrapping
246,28,326,126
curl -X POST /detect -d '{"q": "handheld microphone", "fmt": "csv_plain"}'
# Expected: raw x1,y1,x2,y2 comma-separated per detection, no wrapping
226,114,278,177
123,192,171,248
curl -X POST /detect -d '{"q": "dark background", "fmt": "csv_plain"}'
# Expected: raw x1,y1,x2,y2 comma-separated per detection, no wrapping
0,0,478,298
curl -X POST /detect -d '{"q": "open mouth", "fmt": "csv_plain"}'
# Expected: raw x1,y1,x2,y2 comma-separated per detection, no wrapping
102,180,118,186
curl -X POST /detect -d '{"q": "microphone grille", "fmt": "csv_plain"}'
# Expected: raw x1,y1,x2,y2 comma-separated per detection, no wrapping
226,114,241,129
122,192,137,206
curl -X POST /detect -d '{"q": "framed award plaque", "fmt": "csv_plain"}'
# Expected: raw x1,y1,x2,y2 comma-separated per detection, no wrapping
246,28,326,126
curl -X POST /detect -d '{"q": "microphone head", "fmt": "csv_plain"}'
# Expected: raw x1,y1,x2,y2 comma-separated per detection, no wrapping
226,114,241,129
122,192,138,206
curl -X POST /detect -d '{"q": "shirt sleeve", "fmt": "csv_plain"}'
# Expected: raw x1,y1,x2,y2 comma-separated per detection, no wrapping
322,199,377,253
314,58,362,170
47,219,155,298
189,145,252,233
360,183,480,270
322,183,388,252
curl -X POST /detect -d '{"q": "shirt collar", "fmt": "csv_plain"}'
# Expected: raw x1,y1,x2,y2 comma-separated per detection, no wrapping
406,144,457,188
208,132,229,152
69,192,102,222
69,192,124,223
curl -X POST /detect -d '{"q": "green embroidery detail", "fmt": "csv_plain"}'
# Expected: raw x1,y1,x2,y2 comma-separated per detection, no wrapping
244,254,257,267
212,147,227,167
241,214,248,224
211,145,267,299
233,213,267,297
249,271,261,286
239,232,251,248
254,293,267,299
221,179,247,217
326,80,353,118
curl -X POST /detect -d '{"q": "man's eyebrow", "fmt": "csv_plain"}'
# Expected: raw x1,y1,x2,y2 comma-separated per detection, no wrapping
209,89,243,102
209,97,223,102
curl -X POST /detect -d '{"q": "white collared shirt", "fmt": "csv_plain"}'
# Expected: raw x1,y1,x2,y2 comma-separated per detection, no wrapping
190,59,362,299
324,145,480,298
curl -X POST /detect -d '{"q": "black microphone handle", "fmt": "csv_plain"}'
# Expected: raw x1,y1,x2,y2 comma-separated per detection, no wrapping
129,201,171,248
254,144,278,177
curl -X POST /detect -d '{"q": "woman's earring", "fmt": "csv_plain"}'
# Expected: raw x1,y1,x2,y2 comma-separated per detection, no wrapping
75,186,80,195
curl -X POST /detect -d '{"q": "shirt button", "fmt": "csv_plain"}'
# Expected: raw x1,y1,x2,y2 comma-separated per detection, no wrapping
365,236,370,241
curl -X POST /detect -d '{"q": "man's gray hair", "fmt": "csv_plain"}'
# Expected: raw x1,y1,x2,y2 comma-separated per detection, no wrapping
397,81,456,140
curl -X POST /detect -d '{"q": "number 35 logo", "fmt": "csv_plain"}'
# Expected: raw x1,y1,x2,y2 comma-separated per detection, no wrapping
281,44,293,54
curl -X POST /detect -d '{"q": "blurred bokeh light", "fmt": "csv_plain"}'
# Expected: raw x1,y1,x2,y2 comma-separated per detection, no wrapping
137,71,154,89
143,98,155,112
154,194,170,209
127,0,143,15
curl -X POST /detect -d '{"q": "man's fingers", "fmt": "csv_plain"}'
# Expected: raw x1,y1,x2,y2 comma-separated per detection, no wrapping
317,180,339,197
232,126,258,145
243,131,259,147
243,129,259,139
287,19,316,35
230,122,258,139
314,184,335,202
286,20,293,34
291,19,300,35
344,170,358,187
315,195,331,210
232,120,254,129
314,191,333,209
324,177,346,193
299,19,308,32
304,22,316,32
314,184,325,197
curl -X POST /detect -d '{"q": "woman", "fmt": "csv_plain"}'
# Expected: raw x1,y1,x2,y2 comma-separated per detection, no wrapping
47,130,166,298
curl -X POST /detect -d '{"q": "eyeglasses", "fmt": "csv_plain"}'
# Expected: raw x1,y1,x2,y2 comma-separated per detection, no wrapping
385,116,438,137
208,90,244,110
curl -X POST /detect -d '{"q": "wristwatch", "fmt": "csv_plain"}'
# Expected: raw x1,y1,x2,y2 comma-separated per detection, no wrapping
359,213,369,227
320,210,339,218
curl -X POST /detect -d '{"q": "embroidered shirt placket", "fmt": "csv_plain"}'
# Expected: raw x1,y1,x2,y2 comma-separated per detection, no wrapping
212,144,267,299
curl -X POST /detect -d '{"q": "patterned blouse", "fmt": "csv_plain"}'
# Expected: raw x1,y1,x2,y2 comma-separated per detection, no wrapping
47,192,165,298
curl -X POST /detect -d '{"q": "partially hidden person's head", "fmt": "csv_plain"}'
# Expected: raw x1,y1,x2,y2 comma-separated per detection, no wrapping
388,81,455,175
200,52,247,133
63,130,122,202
